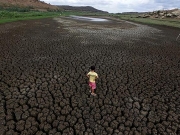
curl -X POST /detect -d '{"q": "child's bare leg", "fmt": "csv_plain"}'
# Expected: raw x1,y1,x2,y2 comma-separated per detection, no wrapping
90,87,92,93
91,89,96,96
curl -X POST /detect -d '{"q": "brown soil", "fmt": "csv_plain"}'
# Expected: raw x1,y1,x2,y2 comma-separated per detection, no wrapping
0,17,180,134
0,0,58,10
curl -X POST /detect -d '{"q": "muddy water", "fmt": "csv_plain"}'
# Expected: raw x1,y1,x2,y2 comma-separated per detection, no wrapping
69,15,110,22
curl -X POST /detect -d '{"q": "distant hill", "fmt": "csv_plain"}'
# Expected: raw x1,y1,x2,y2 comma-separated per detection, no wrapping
0,0,59,11
56,5,108,13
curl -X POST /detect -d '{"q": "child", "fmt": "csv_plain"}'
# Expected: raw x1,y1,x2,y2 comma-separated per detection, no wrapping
87,66,98,96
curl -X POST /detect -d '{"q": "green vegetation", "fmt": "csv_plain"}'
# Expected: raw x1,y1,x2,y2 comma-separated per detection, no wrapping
0,5,35,12
117,14,180,28
1,6,179,29
0,12,60,24
0,11,62,24
0,5,64,24
0,6,108,24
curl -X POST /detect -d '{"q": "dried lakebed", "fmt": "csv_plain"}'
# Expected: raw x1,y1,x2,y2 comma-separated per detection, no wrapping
0,16,180,134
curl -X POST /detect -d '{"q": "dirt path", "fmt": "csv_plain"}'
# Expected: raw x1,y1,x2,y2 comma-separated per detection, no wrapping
0,17,180,134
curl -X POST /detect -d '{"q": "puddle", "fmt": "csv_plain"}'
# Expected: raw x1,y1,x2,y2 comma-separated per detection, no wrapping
69,15,110,22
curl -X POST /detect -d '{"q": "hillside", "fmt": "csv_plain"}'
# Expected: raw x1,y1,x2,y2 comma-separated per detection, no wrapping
56,5,108,13
0,0,59,11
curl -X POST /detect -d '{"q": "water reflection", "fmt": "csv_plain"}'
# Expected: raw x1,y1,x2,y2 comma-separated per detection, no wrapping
69,15,109,22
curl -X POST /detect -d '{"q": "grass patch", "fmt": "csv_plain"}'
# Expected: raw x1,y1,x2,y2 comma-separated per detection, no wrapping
0,9,108,24
117,14,180,28
0,10,62,24
0,15,60,24
1,7,178,29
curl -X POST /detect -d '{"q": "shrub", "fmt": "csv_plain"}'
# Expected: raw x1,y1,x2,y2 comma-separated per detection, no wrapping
0,5,4,10
5,6,31,12
0,11,14,18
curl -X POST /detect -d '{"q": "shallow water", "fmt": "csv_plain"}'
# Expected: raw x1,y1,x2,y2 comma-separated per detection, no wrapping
69,15,109,22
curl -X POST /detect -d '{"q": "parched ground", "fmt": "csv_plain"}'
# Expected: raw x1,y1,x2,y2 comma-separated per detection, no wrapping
0,16,180,135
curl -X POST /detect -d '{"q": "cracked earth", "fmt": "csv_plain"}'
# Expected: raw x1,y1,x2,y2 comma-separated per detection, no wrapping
0,16,180,135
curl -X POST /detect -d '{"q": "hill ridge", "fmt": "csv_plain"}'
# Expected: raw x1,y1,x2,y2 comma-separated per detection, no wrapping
0,0,58,11
56,5,108,13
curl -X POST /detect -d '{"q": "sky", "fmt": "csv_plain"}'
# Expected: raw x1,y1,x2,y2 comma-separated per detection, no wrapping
43,0,180,13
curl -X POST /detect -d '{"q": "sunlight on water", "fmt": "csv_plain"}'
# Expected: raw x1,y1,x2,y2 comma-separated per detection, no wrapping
69,15,109,22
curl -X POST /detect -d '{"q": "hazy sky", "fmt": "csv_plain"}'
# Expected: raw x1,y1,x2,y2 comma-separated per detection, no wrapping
43,0,180,13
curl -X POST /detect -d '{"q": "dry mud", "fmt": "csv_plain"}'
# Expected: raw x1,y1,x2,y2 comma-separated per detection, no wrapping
0,17,180,135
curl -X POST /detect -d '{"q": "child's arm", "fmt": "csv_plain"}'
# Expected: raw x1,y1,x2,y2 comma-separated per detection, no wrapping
86,73,90,78
96,74,98,79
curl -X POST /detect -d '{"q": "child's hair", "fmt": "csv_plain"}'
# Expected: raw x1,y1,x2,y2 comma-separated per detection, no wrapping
90,66,95,70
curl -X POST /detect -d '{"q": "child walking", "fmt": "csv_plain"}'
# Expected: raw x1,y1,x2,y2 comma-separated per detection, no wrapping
87,66,98,96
